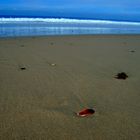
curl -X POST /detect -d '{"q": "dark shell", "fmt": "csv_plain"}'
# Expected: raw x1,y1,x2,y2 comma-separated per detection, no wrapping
77,108,95,117
115,72,128,80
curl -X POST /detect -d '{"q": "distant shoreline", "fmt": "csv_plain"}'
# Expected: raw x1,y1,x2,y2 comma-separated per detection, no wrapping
0,17,140,37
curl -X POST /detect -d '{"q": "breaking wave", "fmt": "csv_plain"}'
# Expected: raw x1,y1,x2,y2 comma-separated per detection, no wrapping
0,17,140,26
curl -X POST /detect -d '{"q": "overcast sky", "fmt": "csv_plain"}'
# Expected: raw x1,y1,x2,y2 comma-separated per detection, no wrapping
0,0,140,21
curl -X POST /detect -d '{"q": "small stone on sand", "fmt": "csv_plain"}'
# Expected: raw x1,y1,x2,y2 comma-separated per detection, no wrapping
51,63,56,66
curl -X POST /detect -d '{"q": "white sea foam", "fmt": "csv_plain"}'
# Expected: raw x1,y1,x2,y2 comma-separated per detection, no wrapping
0,17,140,26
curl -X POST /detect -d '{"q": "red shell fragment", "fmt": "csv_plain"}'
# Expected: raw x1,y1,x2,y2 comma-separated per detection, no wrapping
77,108,95,117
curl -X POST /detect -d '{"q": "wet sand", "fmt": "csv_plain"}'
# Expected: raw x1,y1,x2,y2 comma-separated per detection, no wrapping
0,35,140,140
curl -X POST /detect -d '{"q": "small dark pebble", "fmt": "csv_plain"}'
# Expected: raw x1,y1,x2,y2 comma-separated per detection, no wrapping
20,67,26,70
70,43,73,45
115,72,128,80
130,50,135,53
21,45,25,47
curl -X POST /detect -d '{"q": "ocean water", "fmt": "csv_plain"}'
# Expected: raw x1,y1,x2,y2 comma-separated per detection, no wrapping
0,18,140,37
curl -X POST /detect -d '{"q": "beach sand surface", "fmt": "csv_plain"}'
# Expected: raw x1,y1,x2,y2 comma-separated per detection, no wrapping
0,35,140,140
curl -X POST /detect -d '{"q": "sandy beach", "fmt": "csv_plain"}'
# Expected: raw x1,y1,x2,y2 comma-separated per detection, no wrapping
0,35,140,140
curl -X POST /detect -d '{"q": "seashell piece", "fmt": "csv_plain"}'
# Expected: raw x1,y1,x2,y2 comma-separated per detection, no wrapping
77,108,95,117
